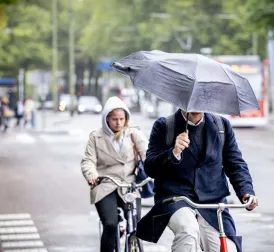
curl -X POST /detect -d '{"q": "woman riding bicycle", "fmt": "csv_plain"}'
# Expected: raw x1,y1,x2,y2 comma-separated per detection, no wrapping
81,96,148,252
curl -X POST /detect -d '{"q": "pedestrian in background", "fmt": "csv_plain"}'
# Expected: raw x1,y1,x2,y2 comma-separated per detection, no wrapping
24,97,35,128
81,96,148,252
15,98,24,127
0,97,12,132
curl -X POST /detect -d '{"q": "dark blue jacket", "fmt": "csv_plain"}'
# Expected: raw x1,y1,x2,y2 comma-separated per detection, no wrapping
136,110,255,252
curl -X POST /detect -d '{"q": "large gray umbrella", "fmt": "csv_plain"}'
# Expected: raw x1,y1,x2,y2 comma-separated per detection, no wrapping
112,50,259,117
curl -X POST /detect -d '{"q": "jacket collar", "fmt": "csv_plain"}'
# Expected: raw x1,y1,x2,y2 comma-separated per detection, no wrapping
93,128,134,163
181,111,204,126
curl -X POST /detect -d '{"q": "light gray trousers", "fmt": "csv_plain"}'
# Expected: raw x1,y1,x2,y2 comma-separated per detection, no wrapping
168,207,237,252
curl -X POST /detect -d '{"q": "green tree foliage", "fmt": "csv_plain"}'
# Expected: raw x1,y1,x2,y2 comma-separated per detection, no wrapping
79,0,267,60
247,0,274,29
0,1,52,76
0,0,270,78
0,0,18,28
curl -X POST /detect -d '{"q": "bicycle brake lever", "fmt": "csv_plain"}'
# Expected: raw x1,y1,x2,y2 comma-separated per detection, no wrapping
89,177,104,189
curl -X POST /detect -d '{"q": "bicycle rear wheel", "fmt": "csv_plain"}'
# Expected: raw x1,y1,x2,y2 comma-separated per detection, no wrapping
127,234,144,252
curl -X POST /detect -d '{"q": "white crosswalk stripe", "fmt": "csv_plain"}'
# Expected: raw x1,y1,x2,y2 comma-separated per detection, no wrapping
0,214,31,220
2,249,48,252
0,220,34,227
2,241,44,248
0,227,38,234
0,213,47,252
0,234,40,241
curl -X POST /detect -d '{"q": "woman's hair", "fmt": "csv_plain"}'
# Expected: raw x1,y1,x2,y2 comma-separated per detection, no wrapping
107,108,129,140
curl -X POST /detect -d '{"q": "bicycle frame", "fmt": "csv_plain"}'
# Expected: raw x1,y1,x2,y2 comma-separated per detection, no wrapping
97,176,152,252
162,196,254,252
123,185,140,252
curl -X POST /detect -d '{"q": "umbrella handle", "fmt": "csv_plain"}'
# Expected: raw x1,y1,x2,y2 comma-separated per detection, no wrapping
185,113,189,132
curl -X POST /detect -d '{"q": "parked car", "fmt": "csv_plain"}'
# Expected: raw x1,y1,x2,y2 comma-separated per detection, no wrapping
77,96,102,114
58,94,77,112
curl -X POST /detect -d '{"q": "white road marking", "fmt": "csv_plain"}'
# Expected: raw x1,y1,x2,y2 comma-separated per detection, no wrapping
0,233,40,241
0,227,38,234
0,214,31,220
0,213,47,252
2,240,44,248
0,220,34,227
3,249,48,252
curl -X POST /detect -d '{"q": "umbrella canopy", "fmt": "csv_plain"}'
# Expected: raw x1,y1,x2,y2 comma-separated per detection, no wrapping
112,50,259,116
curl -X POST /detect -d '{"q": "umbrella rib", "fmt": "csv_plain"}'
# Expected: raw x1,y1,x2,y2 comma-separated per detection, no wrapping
186,54,198,112
219,64,241,115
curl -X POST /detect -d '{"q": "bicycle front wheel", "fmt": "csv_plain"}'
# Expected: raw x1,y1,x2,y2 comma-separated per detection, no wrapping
127,235,143,252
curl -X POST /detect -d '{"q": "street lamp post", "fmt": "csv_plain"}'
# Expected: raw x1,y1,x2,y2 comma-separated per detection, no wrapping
52,0,58,111
69,0,75,117
268,29,274,113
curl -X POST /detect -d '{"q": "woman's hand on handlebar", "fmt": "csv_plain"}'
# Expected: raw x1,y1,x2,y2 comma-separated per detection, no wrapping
88,174,99,186
243,194,258,210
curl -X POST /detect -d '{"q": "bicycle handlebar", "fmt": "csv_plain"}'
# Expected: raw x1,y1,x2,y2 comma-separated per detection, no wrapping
97,175,153,189
162,195,254,209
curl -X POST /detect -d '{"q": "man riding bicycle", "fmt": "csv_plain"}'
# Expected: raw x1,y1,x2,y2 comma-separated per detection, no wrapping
137,110,258,252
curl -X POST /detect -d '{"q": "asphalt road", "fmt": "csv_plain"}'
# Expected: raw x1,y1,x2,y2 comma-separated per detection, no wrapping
0,111,274,251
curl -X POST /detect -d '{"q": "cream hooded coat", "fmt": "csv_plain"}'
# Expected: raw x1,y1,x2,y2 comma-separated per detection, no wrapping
81,97,148,204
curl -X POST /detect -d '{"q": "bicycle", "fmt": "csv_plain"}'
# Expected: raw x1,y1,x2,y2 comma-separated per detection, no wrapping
97,175,153,252
162,195,254,252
